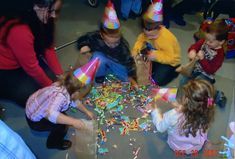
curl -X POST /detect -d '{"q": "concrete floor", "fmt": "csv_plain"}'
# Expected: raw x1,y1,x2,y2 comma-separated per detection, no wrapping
0,0,235,159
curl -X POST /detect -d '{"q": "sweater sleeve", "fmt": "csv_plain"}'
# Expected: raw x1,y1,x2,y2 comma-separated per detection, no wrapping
188,39,205,52
7,25,52,87
132,33,146,56
151,108,179,133
151,108,171,133
152,41,180,66
44,47,63,75
199,48,224,74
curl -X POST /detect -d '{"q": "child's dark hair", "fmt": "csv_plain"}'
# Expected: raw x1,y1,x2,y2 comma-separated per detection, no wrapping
141,18,161,31
177,80,215,137
206,19,229,41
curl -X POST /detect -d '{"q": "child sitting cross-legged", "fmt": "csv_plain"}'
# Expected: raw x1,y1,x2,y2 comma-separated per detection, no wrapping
132,0,181,86
25,62,98,150
146,79,215,154
76,0,137,87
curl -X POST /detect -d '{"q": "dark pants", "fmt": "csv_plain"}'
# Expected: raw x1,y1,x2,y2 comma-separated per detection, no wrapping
172,0,204,17
152,62,179,86
0,59,56,107
208,0,235,19
26,116,68,146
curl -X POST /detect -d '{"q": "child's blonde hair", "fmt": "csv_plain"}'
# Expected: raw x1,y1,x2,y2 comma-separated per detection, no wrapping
177,80,215,137
58,69,91,98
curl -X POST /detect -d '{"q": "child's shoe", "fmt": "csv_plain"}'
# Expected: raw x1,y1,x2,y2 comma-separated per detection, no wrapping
47,139,72,150
215,91,227,108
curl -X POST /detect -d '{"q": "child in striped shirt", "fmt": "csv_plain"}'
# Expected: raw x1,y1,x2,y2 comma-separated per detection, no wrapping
25,69,94,150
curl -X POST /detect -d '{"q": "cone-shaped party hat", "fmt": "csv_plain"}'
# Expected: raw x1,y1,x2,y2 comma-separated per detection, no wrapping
102,0,120,29
152,88,177,102
144,0,163,22
73,58,100,85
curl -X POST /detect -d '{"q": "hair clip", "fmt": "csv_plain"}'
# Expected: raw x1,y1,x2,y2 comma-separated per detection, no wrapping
207,97,214,107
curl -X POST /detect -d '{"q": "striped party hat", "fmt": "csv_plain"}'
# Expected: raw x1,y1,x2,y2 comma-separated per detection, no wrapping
73,58,100,85
144,0,163,22
152,88,177,102
102,0,120,29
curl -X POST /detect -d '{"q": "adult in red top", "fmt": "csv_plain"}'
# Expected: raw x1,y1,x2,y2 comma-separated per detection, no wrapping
0,0,63,106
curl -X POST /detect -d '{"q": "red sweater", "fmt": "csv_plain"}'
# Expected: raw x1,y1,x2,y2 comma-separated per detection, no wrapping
0,22,63,87
188,39,224,74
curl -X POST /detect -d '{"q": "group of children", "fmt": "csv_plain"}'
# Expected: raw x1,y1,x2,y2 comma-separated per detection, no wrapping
24,0,231,156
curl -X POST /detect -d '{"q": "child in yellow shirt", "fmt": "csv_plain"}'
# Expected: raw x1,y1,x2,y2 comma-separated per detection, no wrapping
132,0,181,86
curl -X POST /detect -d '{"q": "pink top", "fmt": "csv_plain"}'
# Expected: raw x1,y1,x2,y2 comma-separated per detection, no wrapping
0,18,63,87
26,83,71,124
151,108,208,154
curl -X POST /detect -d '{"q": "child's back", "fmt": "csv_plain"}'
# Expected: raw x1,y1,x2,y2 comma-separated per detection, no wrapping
150,80,215,154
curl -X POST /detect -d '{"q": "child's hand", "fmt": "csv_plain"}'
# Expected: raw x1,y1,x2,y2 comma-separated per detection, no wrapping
86,110,95,120
147,51,157,61
73,119,86,130
80,46,91,54
145,102,158,113
197,50,205,60
188,50,197,60
129,77,138,90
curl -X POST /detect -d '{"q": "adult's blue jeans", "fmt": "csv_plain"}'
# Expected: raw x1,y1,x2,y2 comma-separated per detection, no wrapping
121,0,142,19
0,120,36,159
90,51,129,82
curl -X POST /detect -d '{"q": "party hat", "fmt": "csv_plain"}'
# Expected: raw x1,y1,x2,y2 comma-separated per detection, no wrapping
144,0,163,22
152,88,177,102
73,58,100,85
102,0,120,29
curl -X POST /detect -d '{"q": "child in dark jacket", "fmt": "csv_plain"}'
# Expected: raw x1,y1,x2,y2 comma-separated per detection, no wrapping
76,0,137,86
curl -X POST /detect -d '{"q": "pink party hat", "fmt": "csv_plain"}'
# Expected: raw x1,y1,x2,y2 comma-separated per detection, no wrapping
152,88,177,102
144,0,163,22
102,0,120,29
73,58,100,85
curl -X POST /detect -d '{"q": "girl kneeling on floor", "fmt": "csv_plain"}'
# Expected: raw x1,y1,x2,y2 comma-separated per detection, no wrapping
147,79,215,154
25,69,94,150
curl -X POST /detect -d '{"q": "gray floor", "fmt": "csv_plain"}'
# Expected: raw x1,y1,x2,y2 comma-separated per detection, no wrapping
1,0,235,159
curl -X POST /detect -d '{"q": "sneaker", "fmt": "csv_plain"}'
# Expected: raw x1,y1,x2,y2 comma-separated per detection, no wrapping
95,76,105,83
215,91,227,108
47,140,72,150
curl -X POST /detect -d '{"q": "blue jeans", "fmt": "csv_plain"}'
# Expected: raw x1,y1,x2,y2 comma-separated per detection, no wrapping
121,0,142,19
179,72,215,86
0,120,36,159
90,51,129,82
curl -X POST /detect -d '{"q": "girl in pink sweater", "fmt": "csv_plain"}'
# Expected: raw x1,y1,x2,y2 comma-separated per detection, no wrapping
147,80,215,155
